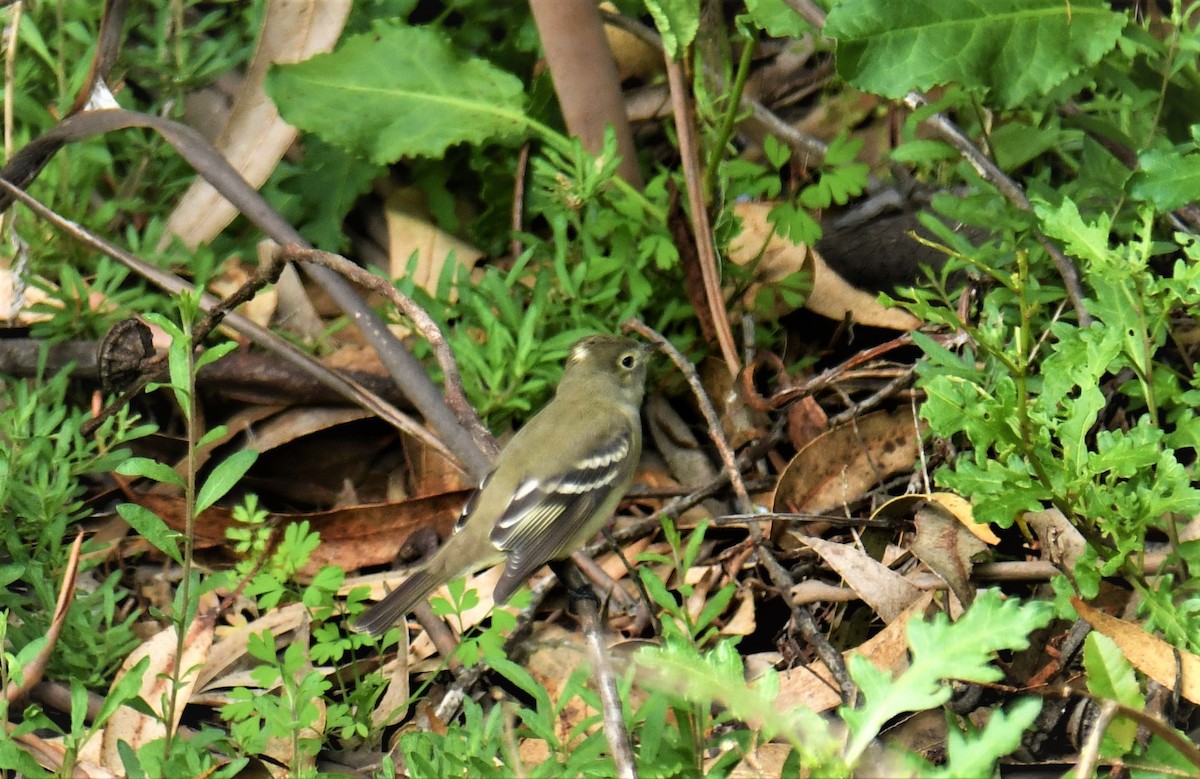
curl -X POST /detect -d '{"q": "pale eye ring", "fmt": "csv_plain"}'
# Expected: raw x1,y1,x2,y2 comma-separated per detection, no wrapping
619,352,637,369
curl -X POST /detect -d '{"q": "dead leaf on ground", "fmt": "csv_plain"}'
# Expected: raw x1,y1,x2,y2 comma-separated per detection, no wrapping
728,202,814,321
909,499,988,609
775,591,936,713
384,187,484,302
163,0,353,248
98,590,219,772
771,407,924,516
138,489,467,576
795,534,923,622
731,202,920,329
1073,598,1200,705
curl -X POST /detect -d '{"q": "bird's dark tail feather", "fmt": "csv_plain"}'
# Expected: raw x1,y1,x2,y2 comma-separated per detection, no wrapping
351,567,438,636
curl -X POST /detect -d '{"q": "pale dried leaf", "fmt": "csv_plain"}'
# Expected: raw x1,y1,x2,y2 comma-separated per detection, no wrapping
910,501,987,608
1074,598,1200,705
796,534,922,622
163,0,353,247
101,591,219,771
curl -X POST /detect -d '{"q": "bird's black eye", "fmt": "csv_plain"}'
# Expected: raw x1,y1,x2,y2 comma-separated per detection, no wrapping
619,352,638,369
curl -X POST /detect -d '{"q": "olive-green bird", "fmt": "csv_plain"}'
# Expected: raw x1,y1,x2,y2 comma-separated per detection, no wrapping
352,334,650,636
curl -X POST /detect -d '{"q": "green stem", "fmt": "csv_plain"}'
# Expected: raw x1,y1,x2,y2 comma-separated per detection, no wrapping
703,33,756,201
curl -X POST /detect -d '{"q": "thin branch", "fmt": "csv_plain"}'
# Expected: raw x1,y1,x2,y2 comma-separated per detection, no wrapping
663,58,742,374
0,178,459,465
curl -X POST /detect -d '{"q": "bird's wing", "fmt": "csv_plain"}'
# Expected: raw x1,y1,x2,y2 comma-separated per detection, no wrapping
487,426,634,603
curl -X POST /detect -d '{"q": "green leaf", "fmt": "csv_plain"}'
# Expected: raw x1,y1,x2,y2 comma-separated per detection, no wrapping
841,590,1054,764
116,504,183,564
1083,632,1143,753
645,0,700,59
195,449,258,515
194,341,238,372
115,456,185,489
936,698,1042,777
268,23,530,163
1129,149,1200,211
745,0,809,39
824,0,1126,108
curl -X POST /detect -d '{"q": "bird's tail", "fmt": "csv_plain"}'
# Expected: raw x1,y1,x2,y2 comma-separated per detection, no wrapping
351,567,439,636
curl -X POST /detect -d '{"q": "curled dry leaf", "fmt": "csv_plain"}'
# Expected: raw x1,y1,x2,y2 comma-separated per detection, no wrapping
700,356,770,449
795,534,922,622
163,0,353,247
1073,598,1200,706
771,407,924,516
730,202,921,329
874,492,1001,546
99,590,219,772
909,499,988,609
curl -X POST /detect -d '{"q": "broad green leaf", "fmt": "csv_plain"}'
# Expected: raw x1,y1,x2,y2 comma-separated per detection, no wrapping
116,456,185,488
645,0,700,59
1129,149,1200,211
116,503,183,563
745,0,809,39
268,23,529,163
195,449,258,515
825,0,1125,108
1083,631,1143,754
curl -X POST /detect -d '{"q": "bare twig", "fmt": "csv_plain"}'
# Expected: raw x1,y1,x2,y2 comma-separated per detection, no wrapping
276,245,498,460
662,59,741,375
579,592,637,779
0,178,458,464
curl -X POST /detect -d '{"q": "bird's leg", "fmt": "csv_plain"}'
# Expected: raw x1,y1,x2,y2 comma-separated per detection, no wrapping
549,558,600,609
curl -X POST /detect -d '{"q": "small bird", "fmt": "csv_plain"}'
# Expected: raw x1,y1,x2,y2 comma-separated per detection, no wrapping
353,334,650,636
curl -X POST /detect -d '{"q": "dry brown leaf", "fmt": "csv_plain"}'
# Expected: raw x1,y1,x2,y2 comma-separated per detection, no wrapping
720,742,795,778
207,258,278,328
372,621,411,728
602,3,661,80
139,489,468,575
701,356,770,449
163,0,352,247
1073,598,1200,705
910,500,987,608
731,202,920,329
385,188,484,300
100,591,219,772
771,407,923,515
795,534,922,622
875,493,1000,546
728,202,815,321
776,592,936,713
200,602,307,692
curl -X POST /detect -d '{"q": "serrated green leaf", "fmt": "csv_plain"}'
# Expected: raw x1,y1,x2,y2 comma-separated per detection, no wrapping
268,23,530,163
116,503,183,563
195,449,258,515
825,0,1125,108
1129,149,1200,211
646,0,700,59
